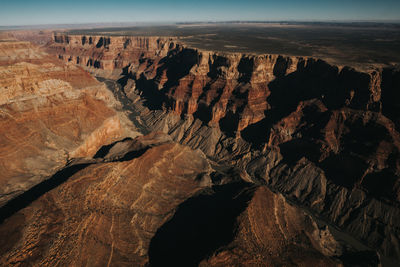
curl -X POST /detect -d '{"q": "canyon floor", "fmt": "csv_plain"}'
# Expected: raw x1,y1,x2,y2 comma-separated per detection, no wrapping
0,23,400,266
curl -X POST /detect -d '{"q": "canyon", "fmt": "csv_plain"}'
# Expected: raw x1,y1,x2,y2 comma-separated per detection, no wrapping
0,30,399,266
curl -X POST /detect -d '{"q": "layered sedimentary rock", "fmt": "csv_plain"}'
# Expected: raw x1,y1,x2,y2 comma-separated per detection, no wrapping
0,38,139,207
0,133,208,266
0,39,49,66
199,187,369,267
47,34,400,137
0,31,396,265
1,132,371,266
47,34,283,134
8,30,54,46
49,34,174,73
46,33,400,263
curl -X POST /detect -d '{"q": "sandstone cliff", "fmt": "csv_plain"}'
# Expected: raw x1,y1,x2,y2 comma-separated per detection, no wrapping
47,34,400,137
45,33,400,263
0,32,396,266
0,38,139,207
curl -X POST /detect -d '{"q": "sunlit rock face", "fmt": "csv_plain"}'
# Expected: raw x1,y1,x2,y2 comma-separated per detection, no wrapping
47,33,398,137
0,133,209,266
0,31,398,266
47,33,400,263
0,131,359,266
0,37,139,207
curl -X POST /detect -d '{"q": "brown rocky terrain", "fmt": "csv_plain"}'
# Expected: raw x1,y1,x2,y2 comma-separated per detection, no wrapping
45,33,400,264
0,37,139,207
0,31,399,266
8,30,55,46
0,133,360,266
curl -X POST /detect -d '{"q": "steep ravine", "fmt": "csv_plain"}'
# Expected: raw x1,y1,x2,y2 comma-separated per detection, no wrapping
96,77,150,134
45,33,400,263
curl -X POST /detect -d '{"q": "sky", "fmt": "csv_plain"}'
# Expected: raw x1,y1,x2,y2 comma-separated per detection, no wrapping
0,0,400,26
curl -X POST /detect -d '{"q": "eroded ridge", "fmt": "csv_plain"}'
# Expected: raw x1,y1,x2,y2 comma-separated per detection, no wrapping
0,37,139,207
0,132,373,266
47,33,400,263
0,32,398,266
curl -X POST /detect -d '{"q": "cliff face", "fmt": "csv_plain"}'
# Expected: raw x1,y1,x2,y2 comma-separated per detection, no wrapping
47,34,398,138
0,32,395,265
47,34,400,203
0,38,139,207
0,34,360,266
46,33,400,263
47,34,295,134
49,34,174,71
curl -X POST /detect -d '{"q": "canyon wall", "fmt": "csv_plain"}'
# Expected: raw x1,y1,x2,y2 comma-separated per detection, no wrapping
0,36,360,264
47,34,400,137
0,38,140,207
45,33,400,263
1,132,365,266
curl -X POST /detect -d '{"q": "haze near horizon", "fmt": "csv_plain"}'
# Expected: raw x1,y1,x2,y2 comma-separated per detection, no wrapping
1,0,400,26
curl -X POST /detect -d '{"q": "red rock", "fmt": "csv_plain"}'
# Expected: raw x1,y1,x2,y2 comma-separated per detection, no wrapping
0,37,139,207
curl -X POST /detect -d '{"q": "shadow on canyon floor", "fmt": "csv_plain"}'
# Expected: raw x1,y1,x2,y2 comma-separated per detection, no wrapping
0,163,90,224
148,182,256,267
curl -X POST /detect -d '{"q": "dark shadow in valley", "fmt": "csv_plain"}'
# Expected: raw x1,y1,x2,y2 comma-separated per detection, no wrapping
93,137,133,158
0,137,155,225
381,66,400,131
192,101,213,124
135,74,168,110
362,169,398,202
237,57,254,83
115,147,149,162
278,138,323,166
0,163,90,224
277,137,369,190
162,48,200,89
319,154,369,189
219,86,249,137
93,136,152,162
116,64,135,89
148,182,256,267
131,48,200,111
339,250,380,267
219,110,240,137
241,59,370,148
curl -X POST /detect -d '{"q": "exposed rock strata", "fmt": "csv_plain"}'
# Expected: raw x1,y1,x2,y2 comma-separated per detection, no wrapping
0,133,370,266
46,33,400,263
0,38,139,207
47,34,400,137
0,32,397,266
199,187,373,267
0,134,209,266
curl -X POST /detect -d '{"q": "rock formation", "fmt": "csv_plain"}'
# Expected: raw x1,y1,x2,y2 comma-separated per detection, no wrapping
47,34,400,137
0,31,398,266
0,37,139,207
46,33,400,264
1,132,370,266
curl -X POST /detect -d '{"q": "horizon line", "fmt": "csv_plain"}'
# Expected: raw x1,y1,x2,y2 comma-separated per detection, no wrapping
2,19,400,29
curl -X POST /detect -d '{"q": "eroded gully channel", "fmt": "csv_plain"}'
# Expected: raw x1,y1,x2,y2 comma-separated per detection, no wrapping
96,76,150,135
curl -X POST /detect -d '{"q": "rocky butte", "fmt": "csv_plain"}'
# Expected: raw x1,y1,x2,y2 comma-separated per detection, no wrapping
0,31,399,266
